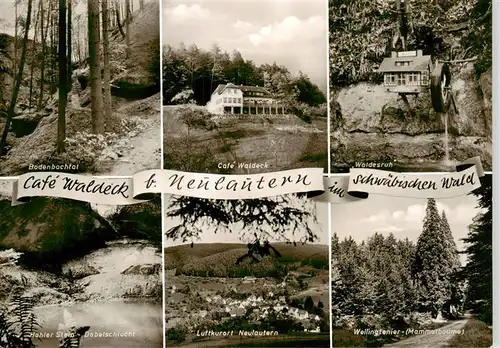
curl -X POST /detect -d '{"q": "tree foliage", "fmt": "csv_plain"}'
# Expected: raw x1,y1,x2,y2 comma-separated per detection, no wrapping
162,44,326,109
331,232,417,321
412,198,461,317
461,174,492,324
331,195,480,327
165,194,319,245
329,0,491,87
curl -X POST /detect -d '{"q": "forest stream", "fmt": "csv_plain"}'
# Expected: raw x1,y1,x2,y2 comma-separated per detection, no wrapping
34,301,162,348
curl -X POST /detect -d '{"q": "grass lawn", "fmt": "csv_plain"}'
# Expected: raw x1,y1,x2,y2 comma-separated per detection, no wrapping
233,333,330,347
333,328,366,347
447,319,492,348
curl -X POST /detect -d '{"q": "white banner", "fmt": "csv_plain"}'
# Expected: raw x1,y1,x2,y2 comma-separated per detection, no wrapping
6,157,485,206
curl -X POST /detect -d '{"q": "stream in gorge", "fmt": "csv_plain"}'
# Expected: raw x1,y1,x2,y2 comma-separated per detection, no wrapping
34,300,162,348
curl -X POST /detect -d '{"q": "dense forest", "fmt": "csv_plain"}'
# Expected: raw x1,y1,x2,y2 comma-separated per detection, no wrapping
0,0,160,175
162,44,327,115
329,0,492,87
331,177,492,346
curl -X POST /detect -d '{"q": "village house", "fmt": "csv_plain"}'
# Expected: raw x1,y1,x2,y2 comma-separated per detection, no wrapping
229,307,246,317
206,83,286,115
242,276,257,284
377,50,432,94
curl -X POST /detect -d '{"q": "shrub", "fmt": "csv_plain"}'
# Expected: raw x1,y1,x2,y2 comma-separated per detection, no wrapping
166,328,186,344
61,132,108,172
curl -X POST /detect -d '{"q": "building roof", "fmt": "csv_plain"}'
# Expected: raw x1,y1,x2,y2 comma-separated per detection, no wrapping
377,50,431,73
212,83,273,98
240,85,273,98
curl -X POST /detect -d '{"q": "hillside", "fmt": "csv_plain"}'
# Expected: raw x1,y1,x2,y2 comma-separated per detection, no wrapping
166,242,330,346
329,0,492,172
113,2,160,85
0,2,160,176
165,242,328,277
163,105,327,173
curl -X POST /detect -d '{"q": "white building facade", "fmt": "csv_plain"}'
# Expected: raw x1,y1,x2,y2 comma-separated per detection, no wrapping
206,83,286,115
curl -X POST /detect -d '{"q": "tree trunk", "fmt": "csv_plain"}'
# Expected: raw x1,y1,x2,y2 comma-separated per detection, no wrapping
88,0,104,134
50,10,57,93
115,0,126,39
13,1,18,78
102,0,112,122
58,0,68,153
29,1,41,109
67,0,72,92
0,0,33,156
38,0,49,110
125,0,130,58
76,15,81,64
139,0,144,11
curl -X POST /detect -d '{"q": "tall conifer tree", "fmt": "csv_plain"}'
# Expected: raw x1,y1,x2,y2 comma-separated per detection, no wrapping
412,198,454,317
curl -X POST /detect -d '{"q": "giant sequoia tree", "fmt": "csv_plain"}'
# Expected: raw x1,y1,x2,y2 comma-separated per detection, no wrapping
412,198,460,317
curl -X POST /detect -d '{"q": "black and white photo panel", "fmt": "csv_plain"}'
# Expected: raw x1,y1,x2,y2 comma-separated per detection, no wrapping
163,0,328,174
164,193,330,347
0,0,161,176
329,0,492,173
330,174,492,348
0,179,163,347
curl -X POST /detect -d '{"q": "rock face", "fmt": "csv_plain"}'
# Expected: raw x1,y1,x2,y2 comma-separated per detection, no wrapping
330,63,492,172
0,197,115,270
62,262,100,280
121,263,161,275
75,241,163,301
11,111,50,137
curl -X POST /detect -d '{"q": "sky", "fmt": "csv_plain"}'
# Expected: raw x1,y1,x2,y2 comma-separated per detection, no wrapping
163,0,328,92
331,188,484,266
165,194,329,247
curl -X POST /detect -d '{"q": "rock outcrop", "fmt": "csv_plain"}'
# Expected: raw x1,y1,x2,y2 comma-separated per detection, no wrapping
330,63,492,172
0,197,115,270
121,263,161,275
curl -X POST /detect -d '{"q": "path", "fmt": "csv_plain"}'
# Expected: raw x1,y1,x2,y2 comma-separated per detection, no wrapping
102,120,161,176
383,319,469,348
100,101,161,176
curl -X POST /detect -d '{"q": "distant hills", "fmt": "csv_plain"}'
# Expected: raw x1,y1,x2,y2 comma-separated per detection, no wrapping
165,243,328,278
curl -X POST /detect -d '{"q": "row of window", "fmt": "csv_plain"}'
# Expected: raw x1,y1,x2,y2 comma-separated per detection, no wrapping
247,92,266,97
245,98,277,104
395,61,412,67
384,72,429,86
222,97,242,104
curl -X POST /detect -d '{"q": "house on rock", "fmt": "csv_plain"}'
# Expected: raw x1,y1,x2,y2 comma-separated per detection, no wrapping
378,50,432,94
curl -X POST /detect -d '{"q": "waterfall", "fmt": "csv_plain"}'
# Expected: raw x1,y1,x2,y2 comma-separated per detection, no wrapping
442,112,452,169
444,112,449,162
